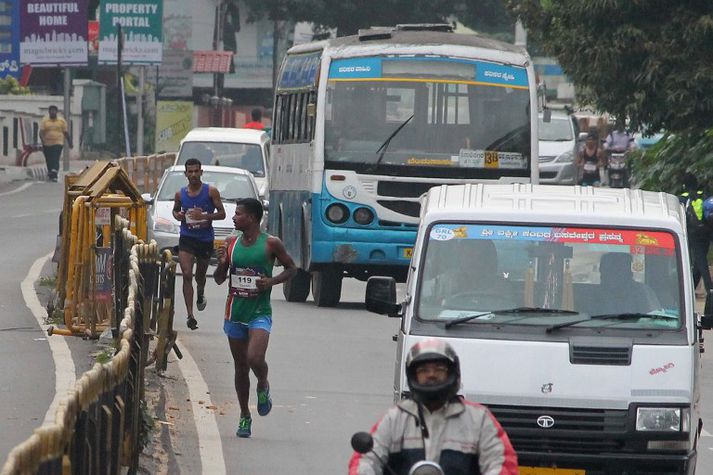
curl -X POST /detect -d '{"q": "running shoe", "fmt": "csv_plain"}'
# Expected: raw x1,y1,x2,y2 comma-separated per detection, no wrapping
257,385,272,416
197,294,207,311
186,315,198,330
236,416,252,438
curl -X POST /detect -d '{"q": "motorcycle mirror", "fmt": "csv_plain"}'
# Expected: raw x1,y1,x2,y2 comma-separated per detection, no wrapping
351,432,374,454
409,461,445,475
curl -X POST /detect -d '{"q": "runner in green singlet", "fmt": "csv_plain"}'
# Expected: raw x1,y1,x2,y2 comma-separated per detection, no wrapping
214,198,297,438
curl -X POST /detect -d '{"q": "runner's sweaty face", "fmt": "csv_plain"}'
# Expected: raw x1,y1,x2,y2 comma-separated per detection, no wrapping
184,164,202,185
233,205,255,231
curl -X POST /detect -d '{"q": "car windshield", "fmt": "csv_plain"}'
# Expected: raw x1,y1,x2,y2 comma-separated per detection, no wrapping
323,56,531,179
176,141,265,177
417,223,682,331
538,117,573,141
157,171,256,202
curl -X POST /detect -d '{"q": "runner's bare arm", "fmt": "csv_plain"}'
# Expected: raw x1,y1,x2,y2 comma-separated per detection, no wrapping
214,236,235,285
262,236,297,288
172,192,185,221
207,186,227,221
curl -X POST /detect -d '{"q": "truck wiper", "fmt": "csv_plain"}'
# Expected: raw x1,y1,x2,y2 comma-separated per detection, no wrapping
370,114,414,171
444,311,493,329
494,307,579,315
545,312,668,333
444,307,577,329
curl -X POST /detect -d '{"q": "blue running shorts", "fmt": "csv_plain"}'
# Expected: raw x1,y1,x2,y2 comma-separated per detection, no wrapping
223,316,272,340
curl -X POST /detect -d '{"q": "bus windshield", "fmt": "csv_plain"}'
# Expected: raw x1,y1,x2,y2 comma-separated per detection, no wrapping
324,56,531,178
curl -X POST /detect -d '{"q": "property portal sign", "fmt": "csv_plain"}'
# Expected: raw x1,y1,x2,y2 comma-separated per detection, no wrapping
19,0,89,66
99,0,163,64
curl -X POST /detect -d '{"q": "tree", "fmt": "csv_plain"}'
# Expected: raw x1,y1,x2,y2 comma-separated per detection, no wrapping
507,1,713,135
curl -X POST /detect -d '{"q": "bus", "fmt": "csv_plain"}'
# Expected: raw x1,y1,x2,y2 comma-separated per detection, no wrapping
269,24,540,307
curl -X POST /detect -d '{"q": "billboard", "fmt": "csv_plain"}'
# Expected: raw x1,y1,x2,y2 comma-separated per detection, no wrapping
0,0,20,78
155,101,193,153
19,0,88,66
99,0,163,64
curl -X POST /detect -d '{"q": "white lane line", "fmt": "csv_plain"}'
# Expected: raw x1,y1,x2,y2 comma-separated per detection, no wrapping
175,337,226,475
22,252,76,426
702,429,712,437
0,182,33,197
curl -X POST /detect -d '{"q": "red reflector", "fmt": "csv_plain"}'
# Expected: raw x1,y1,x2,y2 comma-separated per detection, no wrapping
330,175,346,181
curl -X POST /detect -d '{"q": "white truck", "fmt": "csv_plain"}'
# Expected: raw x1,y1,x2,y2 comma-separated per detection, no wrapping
366,183,713,475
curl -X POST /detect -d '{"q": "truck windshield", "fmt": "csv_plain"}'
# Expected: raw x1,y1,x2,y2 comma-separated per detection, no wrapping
323,56,531,178
417,223,683,331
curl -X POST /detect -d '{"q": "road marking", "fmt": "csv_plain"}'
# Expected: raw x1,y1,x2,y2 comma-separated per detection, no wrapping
22,252,76,426
175,337,226,474
703,429,712,437
0,182,33,197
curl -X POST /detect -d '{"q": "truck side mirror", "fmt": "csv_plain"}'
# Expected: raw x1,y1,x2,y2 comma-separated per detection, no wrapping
365,276,401,317
542,108,552,123
141,192,154,205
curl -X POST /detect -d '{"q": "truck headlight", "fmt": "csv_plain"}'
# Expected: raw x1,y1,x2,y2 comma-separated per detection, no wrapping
636,407,689,432
555,150,574,163
153,217,179,234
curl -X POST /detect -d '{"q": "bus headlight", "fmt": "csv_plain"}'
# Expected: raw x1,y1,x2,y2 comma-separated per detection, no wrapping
353,207,374,225
326,203,349,224
636,407,689,432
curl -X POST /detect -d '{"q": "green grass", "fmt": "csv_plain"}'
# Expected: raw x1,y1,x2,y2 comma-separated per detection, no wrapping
38,275,57,287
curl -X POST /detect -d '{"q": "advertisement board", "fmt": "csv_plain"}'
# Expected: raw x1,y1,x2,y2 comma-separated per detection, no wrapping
0,0,20,78
155,101,193,153
98,0,163,64
19,0,88,66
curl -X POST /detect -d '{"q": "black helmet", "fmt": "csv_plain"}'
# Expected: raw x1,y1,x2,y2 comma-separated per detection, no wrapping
405,339,460,403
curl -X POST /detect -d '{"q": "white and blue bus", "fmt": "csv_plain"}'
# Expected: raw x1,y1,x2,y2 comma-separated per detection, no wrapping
269,24,540,307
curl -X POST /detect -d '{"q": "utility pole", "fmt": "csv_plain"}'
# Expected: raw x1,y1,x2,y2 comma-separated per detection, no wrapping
62,68,71,171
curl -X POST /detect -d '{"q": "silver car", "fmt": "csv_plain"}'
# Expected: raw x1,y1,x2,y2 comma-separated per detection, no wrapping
145,165,261,256
538,112,580,185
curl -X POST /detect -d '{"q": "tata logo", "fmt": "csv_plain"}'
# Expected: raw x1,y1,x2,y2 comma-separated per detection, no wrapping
536,415,555,429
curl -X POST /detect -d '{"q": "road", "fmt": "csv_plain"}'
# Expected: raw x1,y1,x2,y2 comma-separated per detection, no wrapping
3,177,713,472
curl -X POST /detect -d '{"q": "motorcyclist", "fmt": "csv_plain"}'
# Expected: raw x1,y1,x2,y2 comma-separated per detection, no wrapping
348,339,518,475
604,121,636,154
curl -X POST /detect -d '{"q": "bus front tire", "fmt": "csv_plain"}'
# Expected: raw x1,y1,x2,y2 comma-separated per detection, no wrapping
312,269,342,307
283,269,311,302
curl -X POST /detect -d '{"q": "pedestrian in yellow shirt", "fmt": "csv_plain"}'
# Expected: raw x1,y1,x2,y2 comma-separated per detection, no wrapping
39,105,72,182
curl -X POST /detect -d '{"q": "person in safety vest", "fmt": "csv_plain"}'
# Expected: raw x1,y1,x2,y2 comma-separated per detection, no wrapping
679,172,712,295
349,339,518,475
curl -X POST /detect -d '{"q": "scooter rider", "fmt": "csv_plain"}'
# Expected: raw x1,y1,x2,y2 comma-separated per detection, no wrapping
349,339,518,475
604,121,636,154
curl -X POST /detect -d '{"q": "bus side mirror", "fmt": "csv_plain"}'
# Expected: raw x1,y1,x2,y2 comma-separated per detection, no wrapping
365,276,401,317
702,291,713,330
543,108,552,123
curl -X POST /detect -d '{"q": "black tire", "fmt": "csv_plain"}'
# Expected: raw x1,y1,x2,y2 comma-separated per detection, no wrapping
283,269,310,302
312,268,343,307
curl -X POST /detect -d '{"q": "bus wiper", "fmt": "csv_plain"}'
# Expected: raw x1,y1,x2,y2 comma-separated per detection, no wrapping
493,307,579,315
545,312,665,333
371,114,414,170
444,311,493,329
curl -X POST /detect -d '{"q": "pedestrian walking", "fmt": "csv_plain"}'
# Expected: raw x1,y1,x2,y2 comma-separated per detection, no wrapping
39,105,72,182
244,108,265,130
214,197,297,438
679,172,712,296
172,158,226,330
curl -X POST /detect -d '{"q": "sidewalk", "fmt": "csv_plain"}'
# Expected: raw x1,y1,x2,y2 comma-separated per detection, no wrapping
0,160,100,184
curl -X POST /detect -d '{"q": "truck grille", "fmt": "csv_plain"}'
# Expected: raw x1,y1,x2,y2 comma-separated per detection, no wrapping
487,405,628,454
570,345,632,365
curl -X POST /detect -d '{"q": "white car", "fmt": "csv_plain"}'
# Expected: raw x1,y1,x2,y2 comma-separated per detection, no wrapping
174,127,270,199
144,165,262,258
538,111,580,185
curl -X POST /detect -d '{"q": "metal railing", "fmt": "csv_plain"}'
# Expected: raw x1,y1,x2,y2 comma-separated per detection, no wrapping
2,216,178,474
